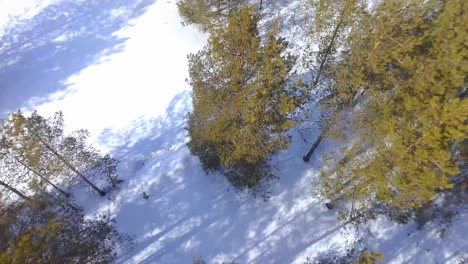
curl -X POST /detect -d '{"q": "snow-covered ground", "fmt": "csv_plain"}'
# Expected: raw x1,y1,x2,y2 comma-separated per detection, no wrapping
0,0,467,263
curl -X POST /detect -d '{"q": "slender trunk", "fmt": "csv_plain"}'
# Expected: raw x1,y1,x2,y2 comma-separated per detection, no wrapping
303,89,364,163
338,148,366,166
303,133,323,162
260,0,263,10
303,11,344,162
0,179,79,211
8,153,70,197
50,195,80,212
35,136,105,196
310,9,343,88
0,179,32,201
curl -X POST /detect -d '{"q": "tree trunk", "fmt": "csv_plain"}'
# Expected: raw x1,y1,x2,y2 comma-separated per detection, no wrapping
260,0,263,10
303,10,344,162
303,133,323,162
51,195,80,212
8,153,70,197
0,179,79,211
35,136,105,196
310,9,343,88
0,179,32,202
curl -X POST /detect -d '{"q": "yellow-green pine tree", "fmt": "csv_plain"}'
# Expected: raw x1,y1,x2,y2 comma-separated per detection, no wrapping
187,6,305,194
321,0,467,217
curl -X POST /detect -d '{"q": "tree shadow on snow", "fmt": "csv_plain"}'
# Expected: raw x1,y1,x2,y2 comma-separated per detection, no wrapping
0,0,156,115
89,90,356,263
366,210,468,264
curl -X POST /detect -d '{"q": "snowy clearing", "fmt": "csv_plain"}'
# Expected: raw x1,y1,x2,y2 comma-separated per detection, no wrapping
0,0,467,263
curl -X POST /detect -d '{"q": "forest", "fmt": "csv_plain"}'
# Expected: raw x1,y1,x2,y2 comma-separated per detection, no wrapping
181,0,466,226
0,0,466,263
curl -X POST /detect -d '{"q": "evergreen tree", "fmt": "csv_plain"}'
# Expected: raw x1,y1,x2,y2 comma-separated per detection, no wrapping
25,112,107,196
177,0,249,32
0,178,31,202
0,196,127,263
355,251,384,264
0,113,69,197
187,6,306,195
301,0,369,162
319,0,467,217
0,111,123,197
0,167,79,211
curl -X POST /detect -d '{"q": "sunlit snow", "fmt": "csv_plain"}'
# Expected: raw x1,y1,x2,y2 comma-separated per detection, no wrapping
0,0,466,263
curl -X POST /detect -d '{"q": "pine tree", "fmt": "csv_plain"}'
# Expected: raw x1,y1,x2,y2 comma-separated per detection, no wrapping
301,0,369,162
187,6,306,195
25,112,107,196
0,111,123,197
356,251,385,264
319,0,468,217
0,179,31,202
177,0,274,32
0,196,127,263
1,112,78,195
59,131,123,189
0,114,70,197
177,0,249,32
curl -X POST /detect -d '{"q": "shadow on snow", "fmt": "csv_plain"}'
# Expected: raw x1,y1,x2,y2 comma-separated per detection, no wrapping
93,90,350,263
0,0,156,115
92,90,468,263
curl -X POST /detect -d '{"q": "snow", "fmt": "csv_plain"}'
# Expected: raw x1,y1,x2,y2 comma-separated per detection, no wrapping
0,0,58,32
1,0,467,263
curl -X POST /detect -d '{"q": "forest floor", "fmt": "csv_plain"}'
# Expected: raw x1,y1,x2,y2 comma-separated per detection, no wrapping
0,0,467,263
